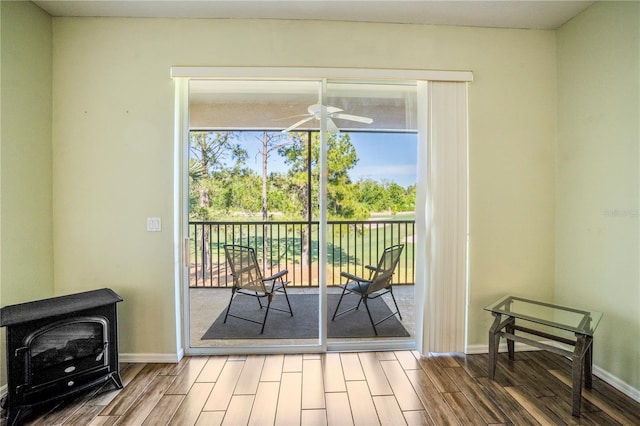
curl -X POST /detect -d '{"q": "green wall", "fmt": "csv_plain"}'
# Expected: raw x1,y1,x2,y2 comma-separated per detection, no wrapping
50,17,557,358
0,0,54,385
557,1,640,393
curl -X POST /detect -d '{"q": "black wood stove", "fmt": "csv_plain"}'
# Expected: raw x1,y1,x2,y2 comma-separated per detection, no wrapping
0,288,123,426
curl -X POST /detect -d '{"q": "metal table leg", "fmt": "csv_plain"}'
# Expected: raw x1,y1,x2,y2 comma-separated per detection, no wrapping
488,313,502,380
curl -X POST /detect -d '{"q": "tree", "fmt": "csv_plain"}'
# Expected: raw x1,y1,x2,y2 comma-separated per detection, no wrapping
279,132,363,219
189,131,247,220
189,131,247,282
256,132,290,221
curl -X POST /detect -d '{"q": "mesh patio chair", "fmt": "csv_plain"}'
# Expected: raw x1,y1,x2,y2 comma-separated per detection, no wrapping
223,244,293,334
331,244,404,336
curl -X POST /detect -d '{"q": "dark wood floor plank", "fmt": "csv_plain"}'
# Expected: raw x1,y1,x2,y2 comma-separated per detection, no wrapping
476,377,541,426
442,391,487,425
588,387,640,426
525,363,600,413
141,394,184,426
358,352,393,396
535,350,572,371
504,385,562,426
510,359,557,398
430,353,460,369
417,356,459,393
88,363,146,406
275,372,302,425
100,363,165,416
549,369,640,425
539,394,621,426
86,415,120,426
346,381,380,426
61,404,105,426
156,357,190,376
451,352,489,378
444,366,509,424
25,389,97,426
116,375,177,426
405,368,460,425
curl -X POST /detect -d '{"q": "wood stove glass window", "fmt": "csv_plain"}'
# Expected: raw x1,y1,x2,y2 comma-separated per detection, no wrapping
27,317,108,386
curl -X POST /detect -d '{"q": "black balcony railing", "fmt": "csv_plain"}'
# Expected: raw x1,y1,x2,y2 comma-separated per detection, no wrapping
189,220,415,288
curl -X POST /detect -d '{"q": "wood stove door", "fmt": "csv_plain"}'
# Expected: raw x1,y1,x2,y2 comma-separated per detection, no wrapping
24,317,109,388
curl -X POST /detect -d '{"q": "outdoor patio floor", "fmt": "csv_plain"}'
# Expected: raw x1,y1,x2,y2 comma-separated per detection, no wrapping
189,285,416,349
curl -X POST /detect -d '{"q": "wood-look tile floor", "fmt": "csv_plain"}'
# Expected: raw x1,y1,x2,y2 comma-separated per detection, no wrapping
4,350,640,425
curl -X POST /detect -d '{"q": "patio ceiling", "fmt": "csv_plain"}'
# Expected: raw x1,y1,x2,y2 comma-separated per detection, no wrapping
189,80,418,131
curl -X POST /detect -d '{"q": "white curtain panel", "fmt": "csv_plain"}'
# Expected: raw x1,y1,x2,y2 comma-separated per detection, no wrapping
415,81,469,354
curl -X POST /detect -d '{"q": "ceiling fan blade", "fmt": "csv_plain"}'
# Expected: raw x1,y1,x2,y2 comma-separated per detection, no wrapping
327,118,339,134
273,113,312,122
331,112,374,124
282,116,314,133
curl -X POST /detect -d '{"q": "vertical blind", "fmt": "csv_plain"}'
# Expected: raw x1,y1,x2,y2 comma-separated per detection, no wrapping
416,81,469,354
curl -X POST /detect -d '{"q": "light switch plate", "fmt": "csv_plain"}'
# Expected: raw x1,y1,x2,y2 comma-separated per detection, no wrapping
147,217,161,232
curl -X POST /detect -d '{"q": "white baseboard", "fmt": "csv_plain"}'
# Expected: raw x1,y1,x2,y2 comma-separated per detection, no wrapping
119,349,183,364
593,365,640,403
465,343,640,403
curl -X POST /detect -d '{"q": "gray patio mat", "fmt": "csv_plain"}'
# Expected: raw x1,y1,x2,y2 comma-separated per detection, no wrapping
201,293,409,339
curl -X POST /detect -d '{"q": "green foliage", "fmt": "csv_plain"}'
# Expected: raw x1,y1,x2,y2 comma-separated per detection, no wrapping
189,130,415,221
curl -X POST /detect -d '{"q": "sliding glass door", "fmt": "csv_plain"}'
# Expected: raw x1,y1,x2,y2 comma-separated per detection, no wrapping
183,78,417,354
324,81,417,350
187,80,323,352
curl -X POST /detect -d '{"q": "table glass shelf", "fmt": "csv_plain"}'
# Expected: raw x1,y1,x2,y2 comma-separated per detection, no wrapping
484,295,602,336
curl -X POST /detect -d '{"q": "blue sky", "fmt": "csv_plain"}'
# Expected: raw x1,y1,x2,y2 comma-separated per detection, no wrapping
348,133,417,188
238,132,418,188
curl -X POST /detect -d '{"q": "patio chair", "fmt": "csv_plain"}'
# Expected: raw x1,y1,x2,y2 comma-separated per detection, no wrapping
223,244,293,334
331,244,405,336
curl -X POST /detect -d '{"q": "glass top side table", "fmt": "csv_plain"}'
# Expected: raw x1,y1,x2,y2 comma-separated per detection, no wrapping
484,295,602,417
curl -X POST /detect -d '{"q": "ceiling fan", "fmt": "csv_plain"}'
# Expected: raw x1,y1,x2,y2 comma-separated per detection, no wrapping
281,103,373,134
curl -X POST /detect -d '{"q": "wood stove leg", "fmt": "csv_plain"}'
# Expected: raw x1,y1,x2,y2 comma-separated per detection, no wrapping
6,407,24,426
109,371,124,389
